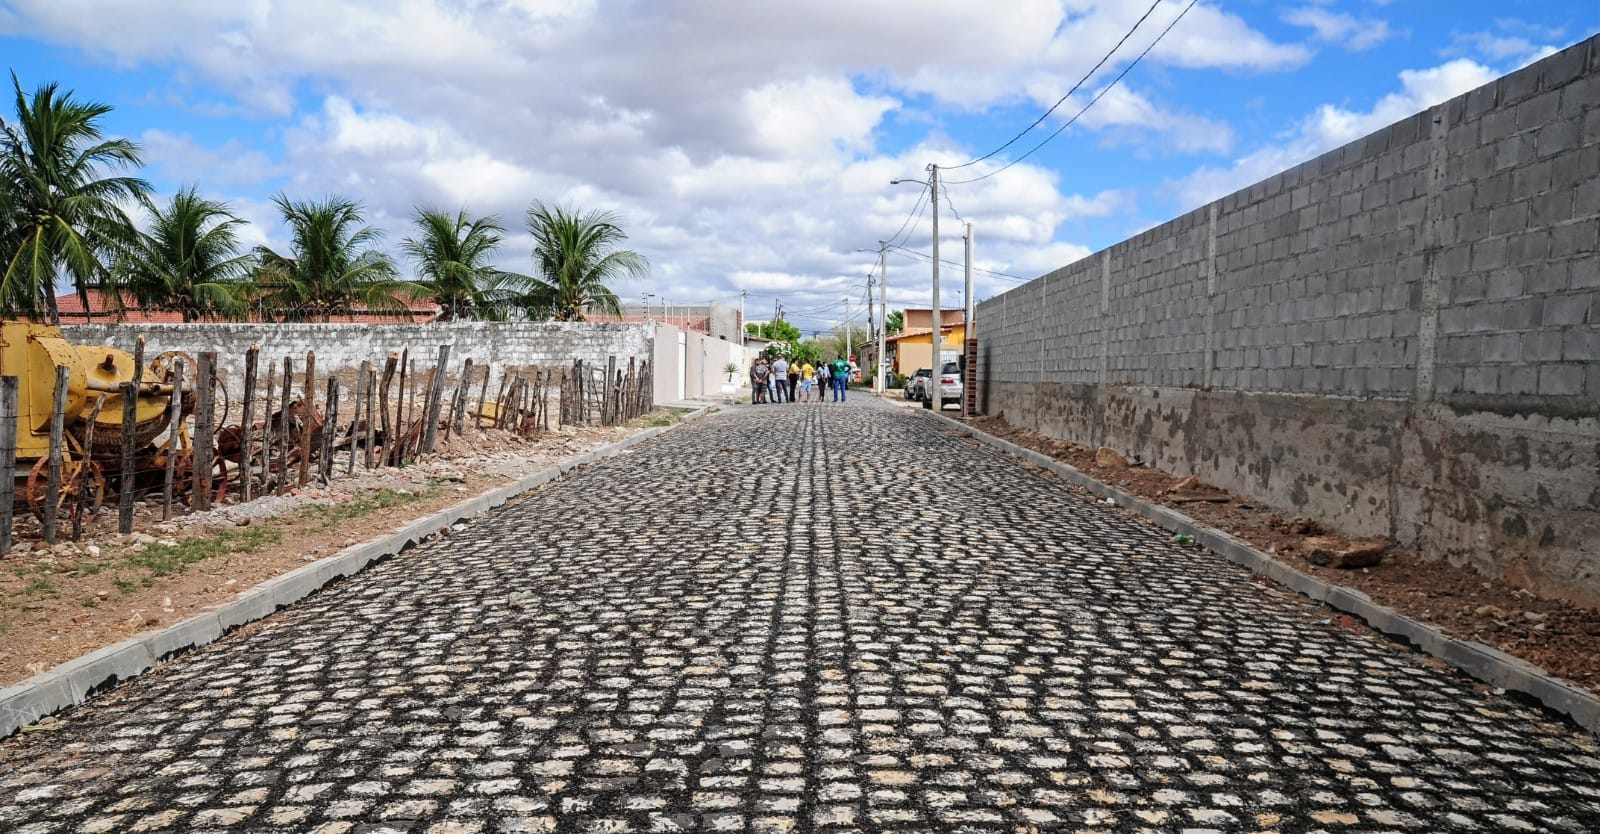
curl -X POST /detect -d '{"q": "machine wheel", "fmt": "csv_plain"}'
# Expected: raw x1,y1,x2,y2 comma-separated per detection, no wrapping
27,454,106,525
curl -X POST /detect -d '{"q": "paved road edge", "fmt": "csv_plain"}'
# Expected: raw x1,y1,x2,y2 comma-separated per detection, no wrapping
924,409,1600,735
0,407,714,740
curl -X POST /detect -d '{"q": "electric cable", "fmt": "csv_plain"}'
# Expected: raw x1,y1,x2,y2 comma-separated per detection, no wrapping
942,0,1164,170
945,0,1200,186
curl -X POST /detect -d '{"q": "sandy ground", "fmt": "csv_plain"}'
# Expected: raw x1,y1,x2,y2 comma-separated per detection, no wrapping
0,413,685,688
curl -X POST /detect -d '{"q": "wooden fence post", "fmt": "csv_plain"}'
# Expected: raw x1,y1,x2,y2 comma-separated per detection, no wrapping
422,344,449,454
320,376,339,483
163,361,184,520
378,354,397,467
0,377,17,555
116,381,138,533
117,337,145,532
240,345,259,503
350,362,366,475
260,361,276,496
278,356,293,495
365,367,377,469
42,366,69,544
448,357,472,440
191,351,216,512
298,351,315,486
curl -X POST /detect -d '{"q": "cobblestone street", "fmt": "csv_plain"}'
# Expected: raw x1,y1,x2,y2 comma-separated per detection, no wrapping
2,398,1597,833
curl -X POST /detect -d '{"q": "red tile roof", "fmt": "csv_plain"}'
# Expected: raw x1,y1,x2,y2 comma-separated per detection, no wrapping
52,290,440,324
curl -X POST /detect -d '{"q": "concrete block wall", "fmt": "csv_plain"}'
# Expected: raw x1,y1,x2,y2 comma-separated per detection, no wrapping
976,35,1600,606
62,321,653,396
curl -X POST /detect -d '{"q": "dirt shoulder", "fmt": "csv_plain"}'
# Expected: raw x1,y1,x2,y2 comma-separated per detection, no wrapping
937,408,1599,697
0,411,690,689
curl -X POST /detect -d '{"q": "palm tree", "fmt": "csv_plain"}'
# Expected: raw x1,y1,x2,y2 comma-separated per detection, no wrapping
0,73,151,321
401,208,529,321
521,202,647,321
254,194,418,322
117,187,251,322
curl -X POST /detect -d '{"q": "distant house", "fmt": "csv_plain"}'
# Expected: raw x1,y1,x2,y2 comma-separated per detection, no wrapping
51,290,441,324
885,308,966,376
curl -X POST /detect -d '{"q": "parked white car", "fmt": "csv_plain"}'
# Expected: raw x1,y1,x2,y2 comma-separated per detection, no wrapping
933,360,963,409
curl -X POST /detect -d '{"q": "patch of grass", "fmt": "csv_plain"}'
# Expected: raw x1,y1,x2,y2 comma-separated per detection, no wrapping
301,487,429,531
22,578,58,597
113,577,139,595
648,416,674,427
125,526,283,576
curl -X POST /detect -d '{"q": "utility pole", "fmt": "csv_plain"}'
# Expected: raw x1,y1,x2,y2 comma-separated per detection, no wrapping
740,290,747,349
844,297,852,363
927,163,941,410
964,221,975,417
877,241,888,394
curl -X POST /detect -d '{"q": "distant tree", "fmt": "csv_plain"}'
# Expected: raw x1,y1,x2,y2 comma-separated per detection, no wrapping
402,208,528,321
886,309,904,335
520,202,647,321
0,73,150,321
746,317,801,343
117,187,250,322
254,194,419,322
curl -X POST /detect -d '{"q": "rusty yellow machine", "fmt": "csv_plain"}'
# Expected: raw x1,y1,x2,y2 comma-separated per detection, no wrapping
0,321,200,520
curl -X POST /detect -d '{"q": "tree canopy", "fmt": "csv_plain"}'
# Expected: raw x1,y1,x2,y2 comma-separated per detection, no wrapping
521,202,648,322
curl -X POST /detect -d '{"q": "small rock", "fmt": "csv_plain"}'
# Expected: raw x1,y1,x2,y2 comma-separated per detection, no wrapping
156,539,178,548
161,596,174,612
1523,611,1547,623
95,591,110,601
84,544,101,558
236,517,252,527
1305,537,1388,568
1474,604,1507,618
1094,447,1129,469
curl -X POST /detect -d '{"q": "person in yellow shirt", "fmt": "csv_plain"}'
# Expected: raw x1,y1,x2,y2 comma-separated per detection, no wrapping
799,361,816,402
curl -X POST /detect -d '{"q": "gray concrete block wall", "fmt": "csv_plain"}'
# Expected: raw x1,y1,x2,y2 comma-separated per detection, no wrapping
1432,45,1600,400
975,34,1600,607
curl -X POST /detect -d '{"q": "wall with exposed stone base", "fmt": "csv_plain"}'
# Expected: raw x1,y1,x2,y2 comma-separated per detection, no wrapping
976,36,1600,606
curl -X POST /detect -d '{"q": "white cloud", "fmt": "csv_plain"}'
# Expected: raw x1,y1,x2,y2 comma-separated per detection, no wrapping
1283,6,1394,51
742,77,898,158
1171,57,1499,209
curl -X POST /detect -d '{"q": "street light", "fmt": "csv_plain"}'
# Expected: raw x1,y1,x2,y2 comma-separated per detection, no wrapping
892,165,941,410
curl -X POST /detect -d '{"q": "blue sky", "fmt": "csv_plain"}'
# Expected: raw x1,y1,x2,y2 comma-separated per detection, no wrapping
2,1,1594,335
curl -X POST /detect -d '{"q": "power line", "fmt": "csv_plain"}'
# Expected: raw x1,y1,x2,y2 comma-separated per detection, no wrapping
885,183,931,249
942,0,1164,171
886,244,1028,283
946,0,1200,186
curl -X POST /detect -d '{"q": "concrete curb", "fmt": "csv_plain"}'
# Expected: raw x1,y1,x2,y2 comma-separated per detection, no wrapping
924,409,1600,735
0,406,714,739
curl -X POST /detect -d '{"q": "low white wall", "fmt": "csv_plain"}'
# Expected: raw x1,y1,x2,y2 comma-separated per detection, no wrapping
63,321,653,394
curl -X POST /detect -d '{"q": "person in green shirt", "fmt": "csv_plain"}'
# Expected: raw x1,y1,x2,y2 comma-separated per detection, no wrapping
829,355,850,402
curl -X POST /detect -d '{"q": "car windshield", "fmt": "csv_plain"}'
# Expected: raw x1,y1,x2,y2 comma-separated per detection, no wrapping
941,362,959,375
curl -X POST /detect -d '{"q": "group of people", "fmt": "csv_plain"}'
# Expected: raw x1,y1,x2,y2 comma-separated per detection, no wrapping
750,355,856,404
